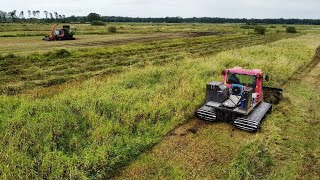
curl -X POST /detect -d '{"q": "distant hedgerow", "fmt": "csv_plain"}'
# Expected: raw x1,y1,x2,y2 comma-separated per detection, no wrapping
91,21,106,26
240,25,255,29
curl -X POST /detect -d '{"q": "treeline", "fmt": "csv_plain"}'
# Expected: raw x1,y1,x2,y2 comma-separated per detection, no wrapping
0,10,66,23
1,10,320,25
101,16,320,25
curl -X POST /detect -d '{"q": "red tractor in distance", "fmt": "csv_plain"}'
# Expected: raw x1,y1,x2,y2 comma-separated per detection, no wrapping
195,67,282,132
43,24,76,41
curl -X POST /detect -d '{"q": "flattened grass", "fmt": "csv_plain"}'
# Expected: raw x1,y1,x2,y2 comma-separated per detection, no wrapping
0,33,297,95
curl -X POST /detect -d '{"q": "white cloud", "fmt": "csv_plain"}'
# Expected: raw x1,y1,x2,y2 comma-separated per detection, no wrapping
1,0,320,18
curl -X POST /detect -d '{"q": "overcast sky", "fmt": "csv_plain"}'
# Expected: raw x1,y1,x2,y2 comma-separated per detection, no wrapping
2,0,320,19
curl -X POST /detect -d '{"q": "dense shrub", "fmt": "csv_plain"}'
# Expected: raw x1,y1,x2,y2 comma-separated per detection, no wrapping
108,26,117,33
91,21,106,26
240,25,255,29
254,26,266,35
286,26,297,33
269,25,277,28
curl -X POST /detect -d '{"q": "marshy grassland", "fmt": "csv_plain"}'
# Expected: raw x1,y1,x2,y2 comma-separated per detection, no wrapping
0,23,319,179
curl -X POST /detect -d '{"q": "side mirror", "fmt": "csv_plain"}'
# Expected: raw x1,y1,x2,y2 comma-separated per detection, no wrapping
265,74,270,82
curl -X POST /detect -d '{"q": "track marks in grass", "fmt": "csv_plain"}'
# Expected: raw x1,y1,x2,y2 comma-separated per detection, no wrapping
228,47,320,179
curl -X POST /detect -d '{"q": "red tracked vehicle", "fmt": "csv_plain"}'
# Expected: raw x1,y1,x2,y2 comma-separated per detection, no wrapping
195,67,282,132
43,24,76,41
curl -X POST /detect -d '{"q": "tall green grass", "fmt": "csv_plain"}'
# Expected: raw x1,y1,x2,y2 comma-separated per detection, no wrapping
228,63,320,179
0,34,319,178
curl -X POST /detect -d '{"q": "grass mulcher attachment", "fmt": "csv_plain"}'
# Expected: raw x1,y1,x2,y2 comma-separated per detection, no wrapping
196,67,282,132
43,24,76,41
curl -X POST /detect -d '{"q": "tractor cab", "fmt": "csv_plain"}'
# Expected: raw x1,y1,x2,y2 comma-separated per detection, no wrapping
223,67,264,107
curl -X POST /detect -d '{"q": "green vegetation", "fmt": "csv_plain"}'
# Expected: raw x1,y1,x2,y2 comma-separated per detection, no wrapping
0,23,319,179
240,25,255,29
108,26,117,33
0,23,239,37
87,13,102,22
116,34,320,179
0,32,297,95
229,142,273,179
91,20,106,26
254,25,267,35
286,26,297,33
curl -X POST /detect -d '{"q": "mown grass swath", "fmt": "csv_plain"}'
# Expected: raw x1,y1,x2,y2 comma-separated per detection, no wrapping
0,33,297,95
0,33,319,178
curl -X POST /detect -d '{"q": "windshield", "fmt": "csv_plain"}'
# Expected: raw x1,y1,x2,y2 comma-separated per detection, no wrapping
227,73,256,87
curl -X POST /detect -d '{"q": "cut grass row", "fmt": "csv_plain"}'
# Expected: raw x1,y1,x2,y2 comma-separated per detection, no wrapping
0,33,297,95
0,34,318,179
0,23,239,37
0,32,225,55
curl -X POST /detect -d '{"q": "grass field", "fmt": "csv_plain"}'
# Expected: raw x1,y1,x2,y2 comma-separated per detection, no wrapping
0,23,319,179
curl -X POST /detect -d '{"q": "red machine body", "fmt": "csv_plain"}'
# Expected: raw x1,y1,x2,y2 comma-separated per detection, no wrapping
43,24,76,41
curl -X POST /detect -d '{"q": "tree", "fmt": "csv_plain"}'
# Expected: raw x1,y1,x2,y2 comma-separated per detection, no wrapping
62,15,66,19
19,11,24,19
286,26,297,33
254,25,266,35
0,10,7,22
36,10,40,18
69,15,77,22
32,11,36,18
108,26,117,33
9,10,17,22
49,13,54,19
54,12,58,19
27,10,31,18
87,13,101,22
58,15,62,19
43,11,48,19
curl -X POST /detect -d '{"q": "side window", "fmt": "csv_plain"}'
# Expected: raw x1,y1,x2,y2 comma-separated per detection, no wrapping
228,73,240,84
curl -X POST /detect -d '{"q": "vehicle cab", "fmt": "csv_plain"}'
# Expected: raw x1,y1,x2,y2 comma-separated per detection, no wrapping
222,67,264,106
